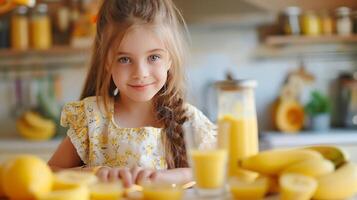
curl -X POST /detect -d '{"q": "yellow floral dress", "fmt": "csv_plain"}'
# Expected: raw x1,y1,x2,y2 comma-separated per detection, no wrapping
60,96,216,169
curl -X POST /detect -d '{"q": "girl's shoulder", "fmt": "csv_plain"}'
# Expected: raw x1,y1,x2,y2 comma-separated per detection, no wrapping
184,103,217,132
60,96,110,128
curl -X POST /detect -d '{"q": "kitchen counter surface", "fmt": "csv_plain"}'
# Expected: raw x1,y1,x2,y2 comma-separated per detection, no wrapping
261,129,357,148
1,129,357,162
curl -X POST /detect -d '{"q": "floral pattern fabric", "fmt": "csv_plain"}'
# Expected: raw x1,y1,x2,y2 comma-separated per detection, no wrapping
60,96,216,169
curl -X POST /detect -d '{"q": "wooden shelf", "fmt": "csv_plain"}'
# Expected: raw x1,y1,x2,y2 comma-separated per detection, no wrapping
0,46,91,71
243,0,357,12
265,35,357,46
254,35,357,60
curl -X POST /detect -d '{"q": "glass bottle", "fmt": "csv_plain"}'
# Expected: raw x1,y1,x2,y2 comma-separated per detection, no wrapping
335,7,352,36
352,11,357,34
30,3,52,49
11,6,29,50
301,10,321,36
320,10,334,35
216,79,259,177
282,6,302,35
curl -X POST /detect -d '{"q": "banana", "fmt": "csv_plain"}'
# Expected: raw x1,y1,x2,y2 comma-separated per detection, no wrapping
303,145,349,168
282,158,334,177
241,149,322,175
23,111,55,130
16,111,56,141
229,176,269,199
38,185,89,200
280,173,317,200
313,162,357,199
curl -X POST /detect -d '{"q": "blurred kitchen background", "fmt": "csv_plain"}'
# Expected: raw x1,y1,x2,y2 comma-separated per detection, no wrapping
1,0,357,161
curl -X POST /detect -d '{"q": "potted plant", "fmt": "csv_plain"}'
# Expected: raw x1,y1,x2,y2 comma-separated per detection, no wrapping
304,90,331,131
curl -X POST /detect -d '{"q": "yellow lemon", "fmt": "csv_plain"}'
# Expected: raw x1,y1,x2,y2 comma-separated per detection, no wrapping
280,173,317,200
39,185,89,200
229,176,268,200
54,170,97,189
90,181,123,200
2,155,53,199
142,184,183,200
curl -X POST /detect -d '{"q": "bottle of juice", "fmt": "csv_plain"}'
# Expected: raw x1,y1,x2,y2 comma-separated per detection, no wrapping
30,3,52,50
215,78,259,177
11,6,29,50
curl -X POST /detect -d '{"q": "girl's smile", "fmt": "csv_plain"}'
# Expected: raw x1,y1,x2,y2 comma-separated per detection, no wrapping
128,82,156,91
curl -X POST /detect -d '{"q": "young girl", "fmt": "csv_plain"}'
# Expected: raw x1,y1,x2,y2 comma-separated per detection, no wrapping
48,0,216,188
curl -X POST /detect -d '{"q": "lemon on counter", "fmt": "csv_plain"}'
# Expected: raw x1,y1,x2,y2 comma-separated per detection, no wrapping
229,176,268,199
54,170,98,189
2,154,53,199
39,185,89,200
279,173,317,200
89,181,123,200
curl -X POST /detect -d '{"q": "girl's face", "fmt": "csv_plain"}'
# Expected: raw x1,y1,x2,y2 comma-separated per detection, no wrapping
110,26,170,103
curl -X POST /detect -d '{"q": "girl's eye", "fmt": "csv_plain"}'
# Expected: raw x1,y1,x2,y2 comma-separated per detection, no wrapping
148,55,161,62
118,57,131,64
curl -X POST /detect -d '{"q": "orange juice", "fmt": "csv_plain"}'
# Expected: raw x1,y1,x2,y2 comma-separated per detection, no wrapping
219,114,258,177
30,4,51,50
190,149,227,188
11,7,29,50
143,186,183,200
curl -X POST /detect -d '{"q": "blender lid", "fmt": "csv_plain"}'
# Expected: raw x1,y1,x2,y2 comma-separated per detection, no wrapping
214,79,258,89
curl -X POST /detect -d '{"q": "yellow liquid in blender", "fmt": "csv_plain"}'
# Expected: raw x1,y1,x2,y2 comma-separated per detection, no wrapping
218,114,258,177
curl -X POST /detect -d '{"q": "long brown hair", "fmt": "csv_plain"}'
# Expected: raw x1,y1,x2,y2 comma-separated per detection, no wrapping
80,0,189,168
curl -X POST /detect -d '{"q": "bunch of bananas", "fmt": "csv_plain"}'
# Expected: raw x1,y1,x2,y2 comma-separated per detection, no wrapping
16,111,56,141
229,145,357,200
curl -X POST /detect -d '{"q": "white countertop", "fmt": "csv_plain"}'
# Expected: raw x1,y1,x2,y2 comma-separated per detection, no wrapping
261,129,357,149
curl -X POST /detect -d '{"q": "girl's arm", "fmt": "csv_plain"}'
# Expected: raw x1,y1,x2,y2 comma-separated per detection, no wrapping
48,136,85,172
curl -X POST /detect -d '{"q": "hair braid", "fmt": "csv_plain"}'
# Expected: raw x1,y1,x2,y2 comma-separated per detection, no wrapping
155,81,188,168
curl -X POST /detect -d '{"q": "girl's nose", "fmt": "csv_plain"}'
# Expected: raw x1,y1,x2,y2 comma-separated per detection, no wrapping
132,61,149,79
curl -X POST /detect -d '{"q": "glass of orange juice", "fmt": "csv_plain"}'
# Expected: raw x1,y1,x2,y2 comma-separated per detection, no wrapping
183,122,228,197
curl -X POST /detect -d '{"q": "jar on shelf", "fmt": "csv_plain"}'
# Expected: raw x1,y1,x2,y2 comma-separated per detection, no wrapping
0,15,10,48
320,10,334,35
335,7,352,36
301,10,321,36
353,11,357,34
11,6,29,50
282,6,302,35
30,4,52,50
